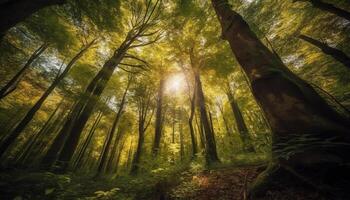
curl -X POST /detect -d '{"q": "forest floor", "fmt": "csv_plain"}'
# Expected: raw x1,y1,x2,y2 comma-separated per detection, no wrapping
0,163,327,200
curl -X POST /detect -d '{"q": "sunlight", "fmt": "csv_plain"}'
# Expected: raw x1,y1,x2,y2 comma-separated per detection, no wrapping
166,73,186,94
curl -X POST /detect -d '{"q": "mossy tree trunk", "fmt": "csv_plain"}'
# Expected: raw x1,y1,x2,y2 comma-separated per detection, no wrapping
211,0,350,195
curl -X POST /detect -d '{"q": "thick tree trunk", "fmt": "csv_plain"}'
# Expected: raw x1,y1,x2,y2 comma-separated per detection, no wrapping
96,79,130,176
195,72,220,165
211,0,350,195
0,43,48,99
0,40,94,158
152,78,165,156
226,90,255,152
0,0,66,37
296,0,350,21
299,34,350,69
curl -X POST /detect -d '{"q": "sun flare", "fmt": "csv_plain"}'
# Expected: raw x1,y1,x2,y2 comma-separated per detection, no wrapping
166,74,185,94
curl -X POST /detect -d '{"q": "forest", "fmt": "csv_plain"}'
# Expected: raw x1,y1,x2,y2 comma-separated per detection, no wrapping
0,0,349,199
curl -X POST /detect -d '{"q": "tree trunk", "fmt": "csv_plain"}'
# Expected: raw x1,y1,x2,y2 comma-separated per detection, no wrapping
39,101,77,169
299,34,350,69
96,79,131,176
0,40,95,158
195,72,220,165
152,78,165,156
105,128,124,173
0,43,48,99
0,0,66,37
54,38,132,172
73,111,103,170
296,0,350,21
211,0,350,195
15,98,64,165
188,84,198,159
226,89,255,152
130,128,145,175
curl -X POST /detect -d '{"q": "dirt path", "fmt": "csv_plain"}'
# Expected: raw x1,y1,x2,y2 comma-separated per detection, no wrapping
167,166,326,200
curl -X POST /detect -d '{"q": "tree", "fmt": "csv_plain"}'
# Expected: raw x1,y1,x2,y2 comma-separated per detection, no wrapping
52,0,162,172
96,76,132,176
0,43,48,99
299,34,350,69
293,0,350,21
224,81,255,152
0,39,96,158
152,77,165,156
130,83,154,175
0,0,66,39
211,0,350,195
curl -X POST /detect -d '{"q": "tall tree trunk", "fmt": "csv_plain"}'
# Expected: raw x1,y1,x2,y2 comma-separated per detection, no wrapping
299,34,350,69
195,72,220,165
211,0,350,195
0,40,94,158
15,98,64,165
226,89,255,152
152,78,165,156
113,138,126,174
188,84,198,159
295,0,350,21
39,101,77,169
130,127,145,175
54,40,131,172
0,0,66,38
73,111,103,170
96,79,131,176
179,113,185,162
0,43,48,99
105,128,124,173
130,91,153,175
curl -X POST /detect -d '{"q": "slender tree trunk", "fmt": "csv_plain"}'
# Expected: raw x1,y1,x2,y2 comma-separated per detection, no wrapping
39,101,77,169
0,0,66,38
15,98,64,165
96,79,131,176
295,0,350,21
73,111,103,170
179,115,185,162
152,78,165,156
0,40,95,158
130,128,145,175
299,34,350,69
113,138,126,174
106,128,124,173
211,0,350,194
0,43,48,99
54,41,131,172
188,85,198,159
226,89,255,152
195,72,220,165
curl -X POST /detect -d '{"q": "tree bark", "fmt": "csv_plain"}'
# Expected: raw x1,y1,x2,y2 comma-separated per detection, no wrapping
152,78,165,156
0,40,94,158
0,0,66,38
0,43,48,99
226,89,255,152
211,0,350,195
195,72,220,165
96,78,131,176
299,34,350,69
